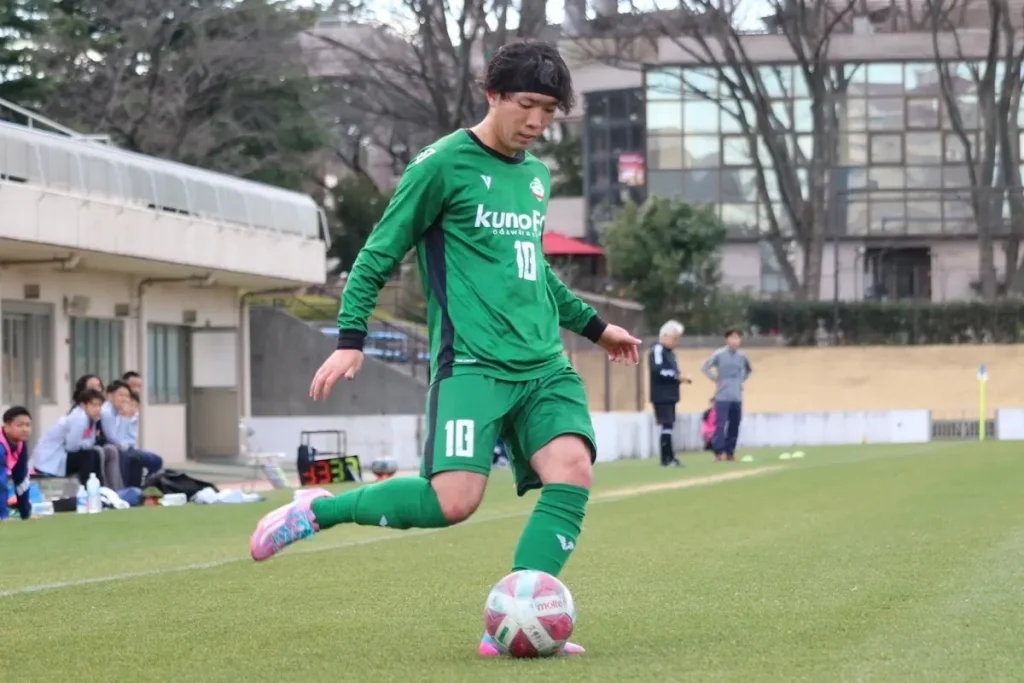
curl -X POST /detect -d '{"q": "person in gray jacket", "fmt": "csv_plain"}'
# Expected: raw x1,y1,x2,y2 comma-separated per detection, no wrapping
30,388,105,484
701,328,752,461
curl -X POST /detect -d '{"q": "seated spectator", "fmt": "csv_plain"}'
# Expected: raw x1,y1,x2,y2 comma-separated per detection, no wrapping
701,399,717,452
1,406,33,522
70,374,104,412
92,380,132,490
117,371,164,482
122,371,142,398
30,388,105,485
122,392,163,480
68,374,122,486
100,382,152,489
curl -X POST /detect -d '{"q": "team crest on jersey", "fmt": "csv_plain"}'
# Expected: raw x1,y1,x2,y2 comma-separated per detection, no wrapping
530,177,545,201
409,147,436,166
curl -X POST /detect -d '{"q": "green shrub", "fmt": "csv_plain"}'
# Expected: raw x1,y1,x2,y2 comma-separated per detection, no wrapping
747,300,1024,345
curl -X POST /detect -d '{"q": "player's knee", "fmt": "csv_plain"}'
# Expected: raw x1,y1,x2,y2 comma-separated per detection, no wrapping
430,470,486,524
559,450,594,490
436,491,482,524
532,435,594,490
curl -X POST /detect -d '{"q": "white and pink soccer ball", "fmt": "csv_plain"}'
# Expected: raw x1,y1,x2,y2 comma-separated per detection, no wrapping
483,569,577,657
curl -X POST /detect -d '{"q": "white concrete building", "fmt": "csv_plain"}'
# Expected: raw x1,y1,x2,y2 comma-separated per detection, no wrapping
0,115,327,464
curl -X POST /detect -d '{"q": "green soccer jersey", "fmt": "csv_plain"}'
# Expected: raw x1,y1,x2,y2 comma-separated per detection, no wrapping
336,129,606,383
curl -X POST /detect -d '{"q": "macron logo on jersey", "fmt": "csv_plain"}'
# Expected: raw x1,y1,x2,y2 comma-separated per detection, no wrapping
474,204,545,232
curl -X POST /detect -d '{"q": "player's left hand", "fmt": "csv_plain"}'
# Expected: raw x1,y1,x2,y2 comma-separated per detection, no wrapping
597,324,641,364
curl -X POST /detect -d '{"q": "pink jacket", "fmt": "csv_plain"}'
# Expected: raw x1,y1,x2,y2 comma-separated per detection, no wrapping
2,429,23,473
701,408,717,443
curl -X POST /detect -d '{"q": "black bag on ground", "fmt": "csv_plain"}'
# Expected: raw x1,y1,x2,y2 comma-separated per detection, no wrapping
143,469,218,500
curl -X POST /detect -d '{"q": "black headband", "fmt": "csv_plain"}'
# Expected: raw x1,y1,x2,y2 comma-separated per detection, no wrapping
494,58,563,101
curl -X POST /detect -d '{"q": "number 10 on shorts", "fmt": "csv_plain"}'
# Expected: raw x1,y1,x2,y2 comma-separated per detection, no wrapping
444,419,475,457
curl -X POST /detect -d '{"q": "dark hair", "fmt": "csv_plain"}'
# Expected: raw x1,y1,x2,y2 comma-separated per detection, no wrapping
73,374,101,396
3,406,30,423
76,388,105,405
122,371,141,381
128,392,140,403
481,40,575,114
724,328,743,338
70,375,103,411
106,379,130,394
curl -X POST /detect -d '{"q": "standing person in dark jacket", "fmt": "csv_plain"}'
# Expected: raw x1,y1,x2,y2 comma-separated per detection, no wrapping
1,406,34,521
649,320,691,467
702,328,753,462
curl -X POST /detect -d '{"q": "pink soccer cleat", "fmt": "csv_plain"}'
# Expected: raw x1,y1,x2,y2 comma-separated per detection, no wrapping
249,487,332,561
478,632,585,657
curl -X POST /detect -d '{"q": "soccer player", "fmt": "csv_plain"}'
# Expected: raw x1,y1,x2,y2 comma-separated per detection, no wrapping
648,320,691,467
248,40,642,657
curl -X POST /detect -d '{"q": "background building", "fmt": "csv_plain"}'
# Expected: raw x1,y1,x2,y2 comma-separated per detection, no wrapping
555,21,1019,301
0,104,327,463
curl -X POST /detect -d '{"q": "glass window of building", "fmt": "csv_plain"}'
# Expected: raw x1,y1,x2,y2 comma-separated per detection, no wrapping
585,88,645,235
643,58,1023,241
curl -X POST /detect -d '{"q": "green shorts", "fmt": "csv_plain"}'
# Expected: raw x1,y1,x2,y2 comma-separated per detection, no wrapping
419,365,597,496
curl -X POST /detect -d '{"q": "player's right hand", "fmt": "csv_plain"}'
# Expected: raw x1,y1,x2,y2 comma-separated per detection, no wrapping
309,349,364,400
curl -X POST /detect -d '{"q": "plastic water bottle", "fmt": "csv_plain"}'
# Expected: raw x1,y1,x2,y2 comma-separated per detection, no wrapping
86,473,102,514
76,484,88,514
31,501,55,517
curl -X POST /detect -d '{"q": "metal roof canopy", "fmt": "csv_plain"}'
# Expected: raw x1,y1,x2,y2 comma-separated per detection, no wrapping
0,119,325,241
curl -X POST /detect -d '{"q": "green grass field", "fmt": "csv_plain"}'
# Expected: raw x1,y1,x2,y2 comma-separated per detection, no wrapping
2,441,1022,682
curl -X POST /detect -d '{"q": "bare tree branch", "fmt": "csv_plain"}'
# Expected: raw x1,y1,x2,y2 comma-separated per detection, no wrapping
40,0,324,190
567,0,861,299
302,0,550,190
927,0,1023,298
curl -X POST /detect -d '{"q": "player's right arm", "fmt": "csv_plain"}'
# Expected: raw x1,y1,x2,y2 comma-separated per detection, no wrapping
335,148,447,350
701,349,720,382
311,148,446,400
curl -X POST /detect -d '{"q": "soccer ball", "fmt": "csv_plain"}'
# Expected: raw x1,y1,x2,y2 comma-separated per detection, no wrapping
483,570,576,657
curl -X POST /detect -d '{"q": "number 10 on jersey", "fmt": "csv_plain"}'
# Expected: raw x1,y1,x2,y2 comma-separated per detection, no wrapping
514,240,537,281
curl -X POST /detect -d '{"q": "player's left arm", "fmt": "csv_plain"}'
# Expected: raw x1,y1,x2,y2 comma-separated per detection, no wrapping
543,259,606,343
544,260,641,363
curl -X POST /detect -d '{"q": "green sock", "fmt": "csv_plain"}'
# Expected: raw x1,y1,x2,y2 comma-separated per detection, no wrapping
310,477,450,530
511,483,590,577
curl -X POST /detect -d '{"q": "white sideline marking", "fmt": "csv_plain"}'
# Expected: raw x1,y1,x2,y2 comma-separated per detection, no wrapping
0,467,777,600
594,465,780,500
